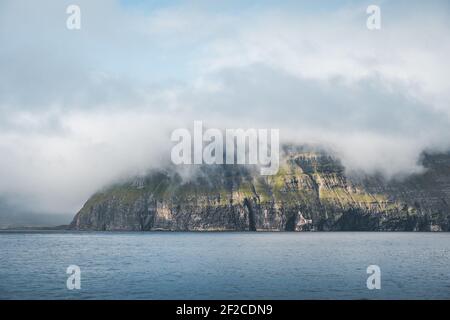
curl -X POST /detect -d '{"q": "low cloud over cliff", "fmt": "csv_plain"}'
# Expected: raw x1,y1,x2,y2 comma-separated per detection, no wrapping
1,0,450,217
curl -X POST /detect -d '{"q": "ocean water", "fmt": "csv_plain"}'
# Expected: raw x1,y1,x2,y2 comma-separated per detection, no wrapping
0,231,449,300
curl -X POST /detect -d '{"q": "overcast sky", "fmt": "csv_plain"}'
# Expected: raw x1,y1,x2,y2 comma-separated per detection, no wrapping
1,0,450,219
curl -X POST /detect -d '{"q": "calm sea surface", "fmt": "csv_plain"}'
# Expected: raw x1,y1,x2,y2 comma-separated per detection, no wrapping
0,232,449,299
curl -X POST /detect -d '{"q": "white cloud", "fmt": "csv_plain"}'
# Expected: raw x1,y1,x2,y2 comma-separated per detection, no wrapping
0,0,449,216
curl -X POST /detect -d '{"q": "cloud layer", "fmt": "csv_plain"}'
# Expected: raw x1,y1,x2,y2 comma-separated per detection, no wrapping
0,0,450,216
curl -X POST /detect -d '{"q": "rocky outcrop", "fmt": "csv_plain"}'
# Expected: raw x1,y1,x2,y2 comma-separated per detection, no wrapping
70,150,450,231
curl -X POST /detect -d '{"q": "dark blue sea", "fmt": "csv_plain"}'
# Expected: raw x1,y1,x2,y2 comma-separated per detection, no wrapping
0,232,449,299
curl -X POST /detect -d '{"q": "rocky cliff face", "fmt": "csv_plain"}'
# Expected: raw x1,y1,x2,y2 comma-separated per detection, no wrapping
70,150,450,231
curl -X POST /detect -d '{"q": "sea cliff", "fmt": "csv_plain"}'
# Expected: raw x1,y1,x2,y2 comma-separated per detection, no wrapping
70,150,450,231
